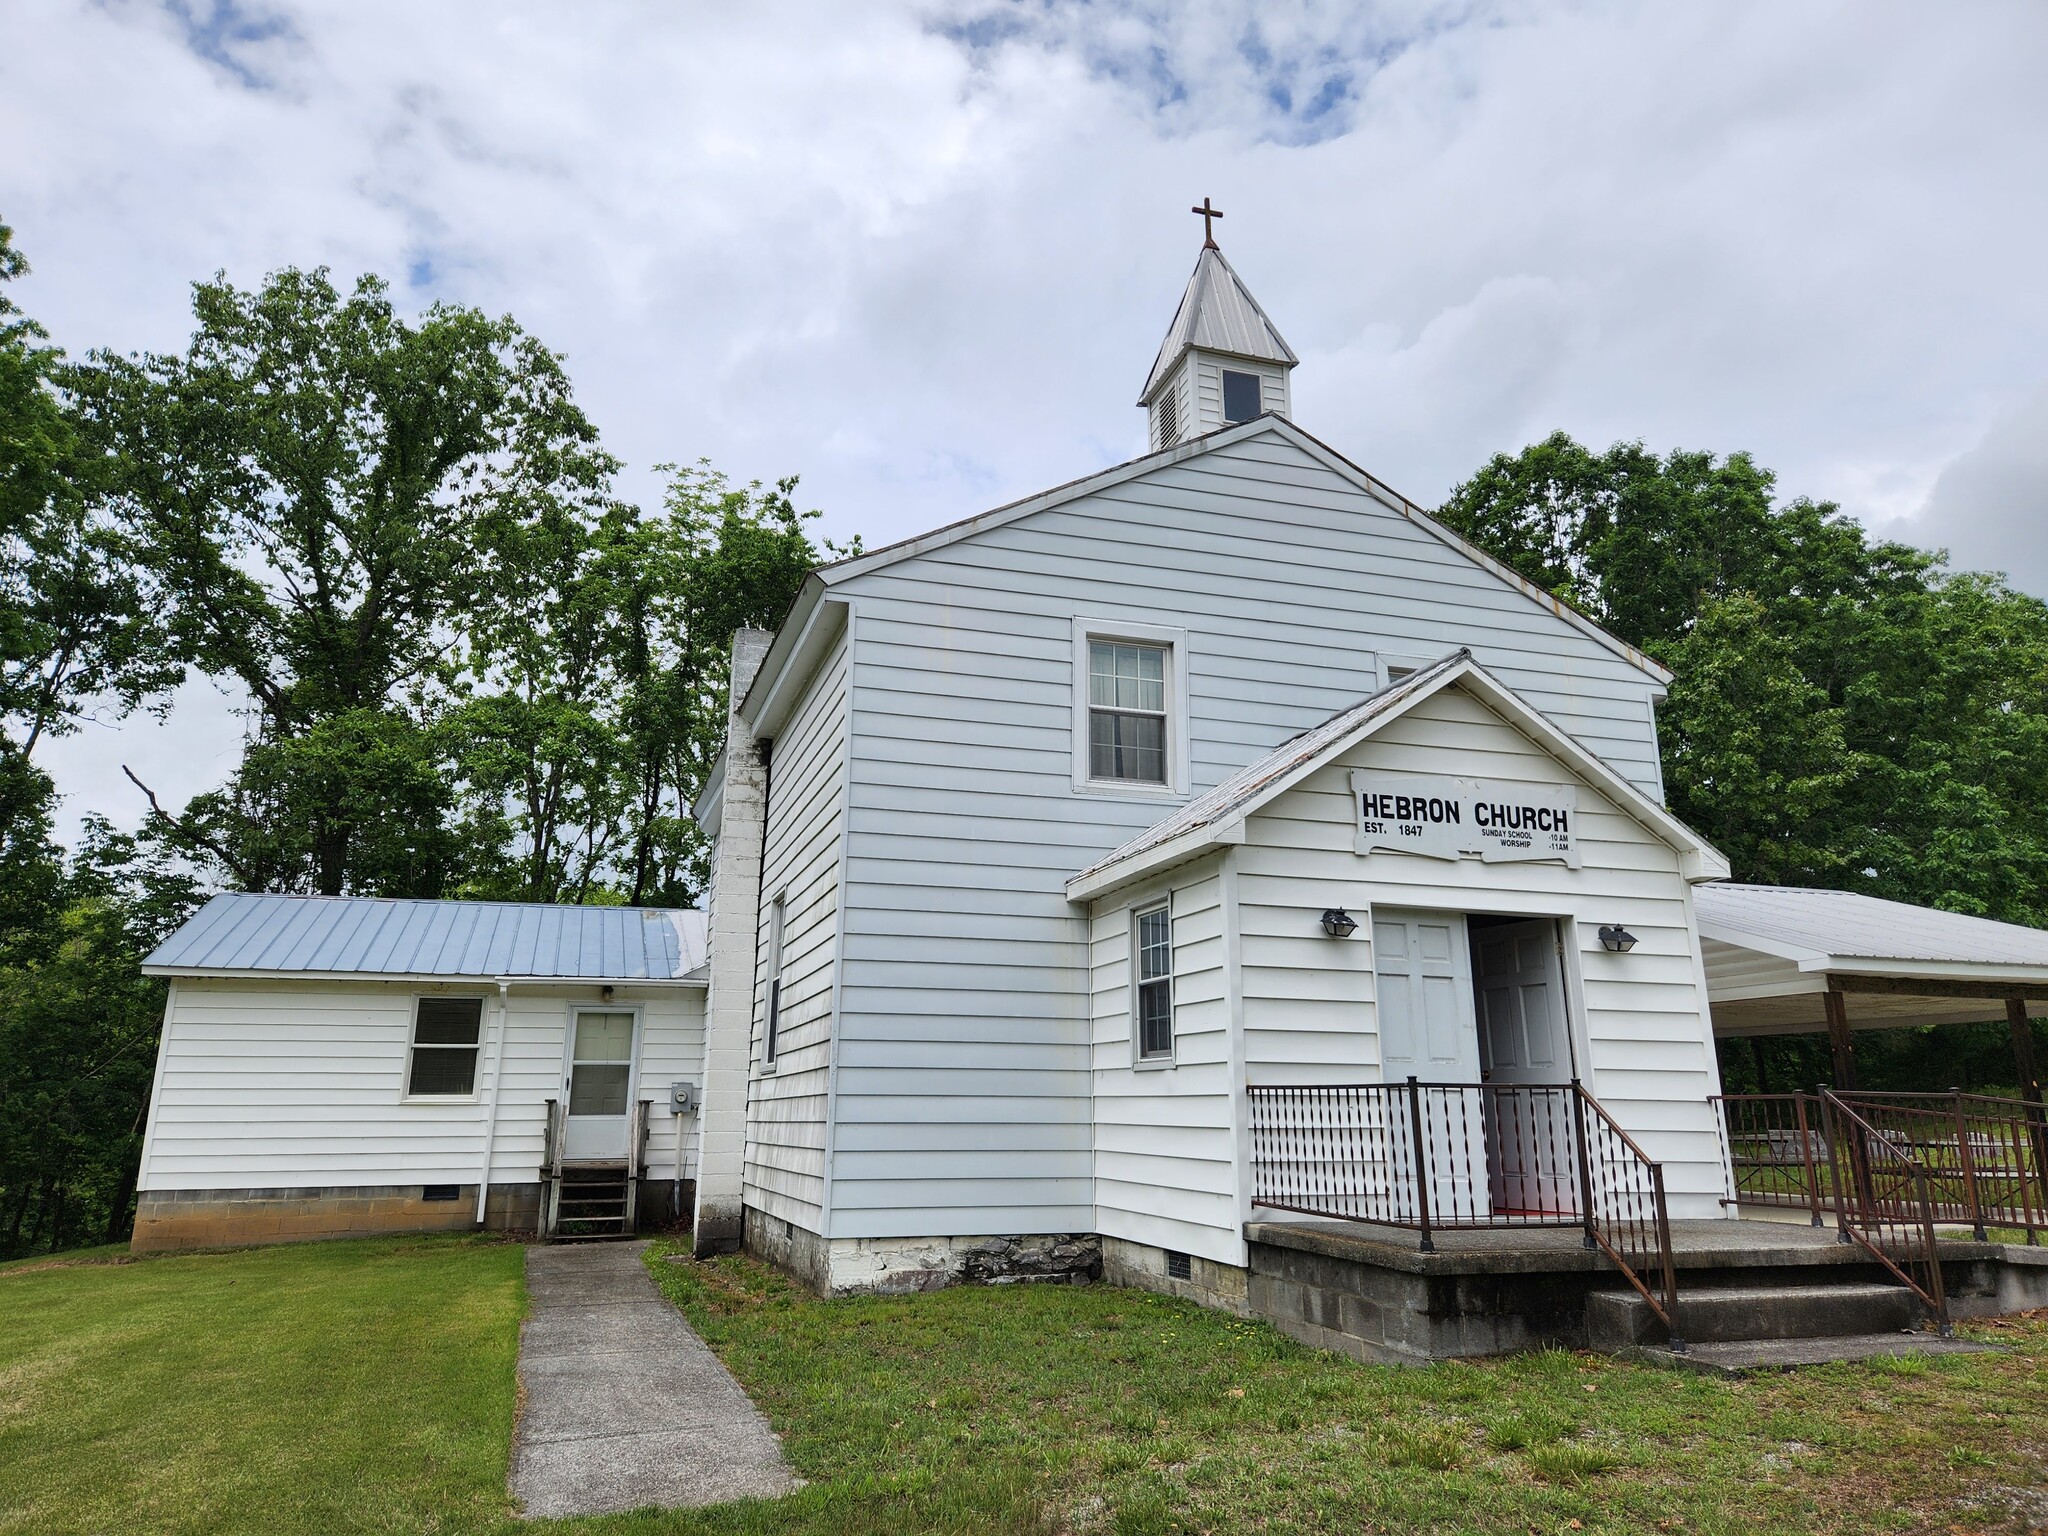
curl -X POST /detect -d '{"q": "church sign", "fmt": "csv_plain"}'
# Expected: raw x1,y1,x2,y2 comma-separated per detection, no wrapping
1349,772,1580,869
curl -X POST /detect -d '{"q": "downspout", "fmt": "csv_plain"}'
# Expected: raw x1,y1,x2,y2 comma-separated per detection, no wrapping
474,979,512,1226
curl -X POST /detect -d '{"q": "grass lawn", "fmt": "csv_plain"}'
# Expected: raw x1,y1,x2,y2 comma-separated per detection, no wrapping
3,1234,2046,1535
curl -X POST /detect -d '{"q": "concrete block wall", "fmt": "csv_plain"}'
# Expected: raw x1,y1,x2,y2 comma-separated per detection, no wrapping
130,1182,542,1253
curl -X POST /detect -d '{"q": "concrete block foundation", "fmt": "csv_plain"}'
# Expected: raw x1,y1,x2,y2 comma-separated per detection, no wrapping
1101,1235,1251,1315
131,1182,544,1253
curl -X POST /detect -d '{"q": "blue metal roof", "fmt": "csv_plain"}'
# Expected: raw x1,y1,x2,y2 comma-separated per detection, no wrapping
144,893,707,981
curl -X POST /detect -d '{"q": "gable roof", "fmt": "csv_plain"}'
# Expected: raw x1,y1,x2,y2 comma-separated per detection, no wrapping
1066,650,1727,903
1139,243,1298,404
740,415,1669,735
144,893,708,982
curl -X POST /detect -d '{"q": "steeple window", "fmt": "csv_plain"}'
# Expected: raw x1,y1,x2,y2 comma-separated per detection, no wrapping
1222,369,1262,424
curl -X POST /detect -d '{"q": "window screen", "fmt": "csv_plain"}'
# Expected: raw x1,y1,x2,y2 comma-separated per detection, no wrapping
1222,369,1262,423
1088,641,1168,785
1135,903,1174,1060
407,997,482,1096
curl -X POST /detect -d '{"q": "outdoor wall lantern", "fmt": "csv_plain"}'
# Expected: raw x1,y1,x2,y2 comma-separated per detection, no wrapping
1320,908,1359,939
1597,924,1639,953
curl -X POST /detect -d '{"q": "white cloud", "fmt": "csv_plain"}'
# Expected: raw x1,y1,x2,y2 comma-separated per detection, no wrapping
6,0,2048,833
1893,384,2048,598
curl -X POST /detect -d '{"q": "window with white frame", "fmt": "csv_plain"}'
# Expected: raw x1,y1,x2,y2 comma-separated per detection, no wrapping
407,996,483,1096
1133,901,1175,1062
763,895,786,1067
1088,640,1169,785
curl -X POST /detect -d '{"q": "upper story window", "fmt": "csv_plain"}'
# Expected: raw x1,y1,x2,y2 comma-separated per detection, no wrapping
1222,369,1262,424
407,997,483,1097
1073,619,1187,797
1134,901,1175,1062
1088,641,1168,785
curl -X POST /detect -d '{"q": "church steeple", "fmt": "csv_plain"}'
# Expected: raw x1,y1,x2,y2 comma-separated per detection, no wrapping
1140,206,1297,450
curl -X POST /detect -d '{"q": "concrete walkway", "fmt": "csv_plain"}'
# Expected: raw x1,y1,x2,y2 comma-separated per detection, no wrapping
509,1241,798,1519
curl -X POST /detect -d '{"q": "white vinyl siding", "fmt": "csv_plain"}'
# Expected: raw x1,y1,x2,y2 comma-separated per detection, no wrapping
744,631,851,1233
822,427,1668,1242
138,980,704,1191
1090,866,1240,1264
1236,684,1726,1217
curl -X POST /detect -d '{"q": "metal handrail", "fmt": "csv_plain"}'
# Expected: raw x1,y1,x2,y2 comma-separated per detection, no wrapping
1714,1090,2044,1242
1247,1077,1682,1343
1821,1089,1952,1335
1571,1081,1681,1341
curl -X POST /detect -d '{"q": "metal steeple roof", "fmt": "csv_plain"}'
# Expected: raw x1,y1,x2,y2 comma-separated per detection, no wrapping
1138,242,1299,404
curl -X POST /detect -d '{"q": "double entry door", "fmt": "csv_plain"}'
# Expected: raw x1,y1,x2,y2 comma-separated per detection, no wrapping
561,1009,639,1162
1372,909,1574,1219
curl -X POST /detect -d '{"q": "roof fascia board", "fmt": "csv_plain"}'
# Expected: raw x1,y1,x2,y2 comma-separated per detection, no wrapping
1070,656,1725,903
1068,818,1246,905
1264,419,1672,688
141,966,707,987
809,416,1669,690
692,750,727,836
1696,920,1826,967
734,576,829,733
815,418,1279,587
1448,665,1726,880
1817,958,2048,986
747,593,849,742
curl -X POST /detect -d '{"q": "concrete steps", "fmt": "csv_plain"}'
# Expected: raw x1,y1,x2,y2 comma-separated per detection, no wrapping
1588,1283,1919,1348
1586,1282,1997,1372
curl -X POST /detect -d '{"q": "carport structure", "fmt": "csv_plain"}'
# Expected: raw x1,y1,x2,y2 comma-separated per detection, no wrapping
1698,884,2048,1260
1697,883,2047,1103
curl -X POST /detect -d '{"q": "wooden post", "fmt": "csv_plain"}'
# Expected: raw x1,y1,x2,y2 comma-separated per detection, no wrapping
1823,989,1857,1091
2011,997,2043,1109
2013,997,2047,1217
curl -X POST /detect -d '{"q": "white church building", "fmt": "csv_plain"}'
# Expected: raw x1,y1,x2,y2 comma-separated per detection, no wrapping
144,230,2048,1347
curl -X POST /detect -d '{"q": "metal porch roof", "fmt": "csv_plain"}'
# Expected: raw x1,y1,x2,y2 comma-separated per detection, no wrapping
1695,884,2048,973
144,893,707,981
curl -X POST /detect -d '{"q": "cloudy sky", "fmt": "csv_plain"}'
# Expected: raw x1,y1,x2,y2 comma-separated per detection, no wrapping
6,0,2048,834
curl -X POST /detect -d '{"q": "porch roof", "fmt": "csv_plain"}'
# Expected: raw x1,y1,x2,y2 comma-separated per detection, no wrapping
144,893,708,983
1697,883,2048,1037
1066,649,1727,903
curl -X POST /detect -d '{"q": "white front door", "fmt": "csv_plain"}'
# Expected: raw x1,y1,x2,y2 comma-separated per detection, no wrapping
1472,918,1575,1213
1374,909,1481,1082
563,1009,637,1162
1373,908,1487,1220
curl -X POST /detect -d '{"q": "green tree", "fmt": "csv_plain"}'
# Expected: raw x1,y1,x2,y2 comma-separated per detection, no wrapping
0,819,201,1256
1442,433,2048,928
612,463,834,907
67,266,620,895
0,221,174,947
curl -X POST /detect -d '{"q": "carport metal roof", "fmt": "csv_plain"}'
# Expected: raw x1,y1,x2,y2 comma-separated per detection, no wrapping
1697,883,2048,1040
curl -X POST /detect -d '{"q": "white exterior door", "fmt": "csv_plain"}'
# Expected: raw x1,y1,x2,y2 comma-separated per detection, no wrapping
1471,918,1575,1213
1374,909,1481,1082
1372,909,1486,1220
563,1009,637,1162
